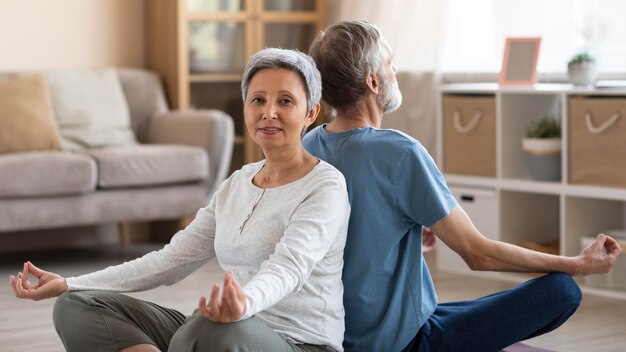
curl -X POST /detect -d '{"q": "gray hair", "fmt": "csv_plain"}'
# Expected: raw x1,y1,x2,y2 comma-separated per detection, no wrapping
309,20,384,115
241,48,322,112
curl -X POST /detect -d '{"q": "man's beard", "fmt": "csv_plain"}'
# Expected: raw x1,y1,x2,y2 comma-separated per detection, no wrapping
378,76,402,113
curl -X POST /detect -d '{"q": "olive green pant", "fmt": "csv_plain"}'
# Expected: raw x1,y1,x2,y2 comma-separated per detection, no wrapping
53,291,332,352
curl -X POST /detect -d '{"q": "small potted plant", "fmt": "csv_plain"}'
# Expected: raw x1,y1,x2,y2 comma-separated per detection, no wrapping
567,52,597,86
522,116,561,181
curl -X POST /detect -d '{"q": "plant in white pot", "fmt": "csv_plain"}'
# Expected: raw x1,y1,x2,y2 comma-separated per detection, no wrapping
522,117,561,181
568,52,597,86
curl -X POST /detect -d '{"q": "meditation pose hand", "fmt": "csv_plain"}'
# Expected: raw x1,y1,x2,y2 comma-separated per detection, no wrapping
576,233,621,276
199,272,247,323
10,261,67,301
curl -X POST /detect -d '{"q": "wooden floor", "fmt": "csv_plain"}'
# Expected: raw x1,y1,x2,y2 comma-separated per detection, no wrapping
1,244,625,352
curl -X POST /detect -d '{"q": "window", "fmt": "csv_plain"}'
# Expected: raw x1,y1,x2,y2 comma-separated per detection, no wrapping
441,0,626,73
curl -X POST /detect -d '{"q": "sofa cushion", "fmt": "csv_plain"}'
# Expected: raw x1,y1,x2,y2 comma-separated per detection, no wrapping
45,69,137,150
0,73,63,153
0,152,97,198
86,145,209,189
117,68,168,143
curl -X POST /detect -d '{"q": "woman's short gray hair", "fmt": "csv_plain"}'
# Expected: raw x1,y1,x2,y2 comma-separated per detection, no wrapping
241,48,322,112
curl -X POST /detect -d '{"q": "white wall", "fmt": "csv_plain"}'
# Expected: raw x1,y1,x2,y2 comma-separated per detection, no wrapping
0,0,144,70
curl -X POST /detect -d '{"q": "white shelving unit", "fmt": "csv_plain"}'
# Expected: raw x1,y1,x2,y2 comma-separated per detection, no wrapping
436,83,626,300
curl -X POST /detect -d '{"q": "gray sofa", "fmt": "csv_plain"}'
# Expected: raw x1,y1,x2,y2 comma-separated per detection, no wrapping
0,68,233,234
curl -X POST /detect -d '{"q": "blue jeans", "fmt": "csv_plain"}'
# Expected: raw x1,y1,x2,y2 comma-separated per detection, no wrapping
402,273,582,352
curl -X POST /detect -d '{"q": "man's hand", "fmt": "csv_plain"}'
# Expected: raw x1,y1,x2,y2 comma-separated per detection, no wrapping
9,261,67,301
576,234,622,276
422,227,437,253
199,272,246,323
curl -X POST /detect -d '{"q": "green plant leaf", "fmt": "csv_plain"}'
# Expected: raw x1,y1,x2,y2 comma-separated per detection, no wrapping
568,52,595,65
526,116,561,138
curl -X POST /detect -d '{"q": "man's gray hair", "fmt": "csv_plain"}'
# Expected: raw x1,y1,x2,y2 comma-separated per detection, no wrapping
309,20,384,115
241,48,322,112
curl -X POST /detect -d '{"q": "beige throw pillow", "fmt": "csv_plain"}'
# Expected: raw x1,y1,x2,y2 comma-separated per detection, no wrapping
0,73,63,153
46,69,137,150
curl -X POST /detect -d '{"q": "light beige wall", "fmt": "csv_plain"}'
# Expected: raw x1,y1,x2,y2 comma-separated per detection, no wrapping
0,0,144,70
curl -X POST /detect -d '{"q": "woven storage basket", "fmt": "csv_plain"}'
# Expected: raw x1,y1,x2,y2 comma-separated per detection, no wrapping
569,96,626,188
443,95,496,177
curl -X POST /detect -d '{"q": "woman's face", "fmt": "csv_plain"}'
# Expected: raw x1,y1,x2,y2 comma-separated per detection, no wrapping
244,68,316,154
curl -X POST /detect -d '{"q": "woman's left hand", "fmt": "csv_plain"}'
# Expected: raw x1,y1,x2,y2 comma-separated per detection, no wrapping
422,227,437,253
199,272,247,323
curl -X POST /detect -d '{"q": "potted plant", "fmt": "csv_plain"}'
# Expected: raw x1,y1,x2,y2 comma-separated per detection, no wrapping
567,52,597,86
522,116,561,181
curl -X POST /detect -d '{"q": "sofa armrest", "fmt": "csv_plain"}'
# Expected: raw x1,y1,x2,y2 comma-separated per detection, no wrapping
147,110,234,195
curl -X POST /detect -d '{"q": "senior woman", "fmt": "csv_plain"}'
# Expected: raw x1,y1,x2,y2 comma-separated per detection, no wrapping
9,48,350,352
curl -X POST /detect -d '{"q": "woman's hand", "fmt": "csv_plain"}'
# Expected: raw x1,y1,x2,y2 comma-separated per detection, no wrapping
576,233,622,276
199,272,246,323
9,262,67,301
422,227,437,253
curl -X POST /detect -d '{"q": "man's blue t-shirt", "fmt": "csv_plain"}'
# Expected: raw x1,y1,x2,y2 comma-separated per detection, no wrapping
303,125,457,352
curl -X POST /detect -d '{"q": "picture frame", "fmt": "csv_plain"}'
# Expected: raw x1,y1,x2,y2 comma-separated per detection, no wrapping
498,37,541,86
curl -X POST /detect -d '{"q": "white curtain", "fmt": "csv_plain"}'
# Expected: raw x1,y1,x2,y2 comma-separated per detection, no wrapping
327,0,447,156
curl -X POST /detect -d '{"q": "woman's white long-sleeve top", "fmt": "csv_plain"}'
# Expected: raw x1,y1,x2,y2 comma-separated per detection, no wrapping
66,160,350,351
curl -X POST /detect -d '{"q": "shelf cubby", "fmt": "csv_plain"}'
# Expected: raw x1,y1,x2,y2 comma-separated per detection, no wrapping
499,93,562,181
500,191,560,253
563,196,626,257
